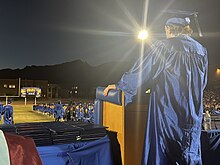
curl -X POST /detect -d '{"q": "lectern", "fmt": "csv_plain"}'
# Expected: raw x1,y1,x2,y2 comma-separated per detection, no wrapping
94,87,148,165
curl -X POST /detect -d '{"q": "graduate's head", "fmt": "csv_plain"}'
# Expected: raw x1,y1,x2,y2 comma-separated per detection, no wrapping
7,99,12,104
165,17,193,38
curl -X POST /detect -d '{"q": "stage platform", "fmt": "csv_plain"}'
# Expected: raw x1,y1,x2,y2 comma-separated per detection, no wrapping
0,120,219,165
0,121,116,165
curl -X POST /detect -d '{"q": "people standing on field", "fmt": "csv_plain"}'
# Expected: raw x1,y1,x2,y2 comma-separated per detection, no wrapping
3,99,14,125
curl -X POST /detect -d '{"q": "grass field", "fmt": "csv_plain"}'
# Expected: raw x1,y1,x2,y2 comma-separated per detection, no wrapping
0,104,54,124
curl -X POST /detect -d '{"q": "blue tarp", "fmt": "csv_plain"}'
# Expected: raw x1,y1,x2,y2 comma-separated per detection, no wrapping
37,135,113,165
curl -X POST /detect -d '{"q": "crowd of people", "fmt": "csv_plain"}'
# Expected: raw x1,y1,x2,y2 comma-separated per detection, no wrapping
203,89,220,112
33,101,94,123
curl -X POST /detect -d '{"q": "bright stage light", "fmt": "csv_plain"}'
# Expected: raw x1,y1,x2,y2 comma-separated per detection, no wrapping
145,89,151,94
217,68,220,75
138,30,149,40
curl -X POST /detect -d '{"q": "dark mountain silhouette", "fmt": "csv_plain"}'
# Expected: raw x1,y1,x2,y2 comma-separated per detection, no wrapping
0,60,218,90
0,60,134,89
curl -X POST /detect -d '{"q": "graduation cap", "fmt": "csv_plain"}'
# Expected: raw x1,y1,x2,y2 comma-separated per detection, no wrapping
165,17,190,27
163,9,203,37
7,99,12,104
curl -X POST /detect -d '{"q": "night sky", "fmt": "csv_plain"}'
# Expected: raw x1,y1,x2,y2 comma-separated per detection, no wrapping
0,0,219,69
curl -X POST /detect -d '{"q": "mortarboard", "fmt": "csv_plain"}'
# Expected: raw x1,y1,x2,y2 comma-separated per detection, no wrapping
165,17,190,27
7,99,12,104
163,9,203,37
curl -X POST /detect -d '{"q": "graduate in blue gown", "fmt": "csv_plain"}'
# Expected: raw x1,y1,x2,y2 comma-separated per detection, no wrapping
54,100,65,122
3,99,14,125
0,102,4,121
104,17,208,164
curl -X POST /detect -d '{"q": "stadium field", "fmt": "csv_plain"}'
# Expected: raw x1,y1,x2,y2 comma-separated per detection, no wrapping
0,104,54,124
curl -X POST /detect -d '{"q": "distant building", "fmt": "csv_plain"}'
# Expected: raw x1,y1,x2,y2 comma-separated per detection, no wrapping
0,79,48,97
47,84,61,98
0,79,19,96
69,85,96,99
0,78,96,99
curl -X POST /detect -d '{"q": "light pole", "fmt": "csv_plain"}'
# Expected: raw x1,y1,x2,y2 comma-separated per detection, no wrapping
136,29,149,105
138,29,149,57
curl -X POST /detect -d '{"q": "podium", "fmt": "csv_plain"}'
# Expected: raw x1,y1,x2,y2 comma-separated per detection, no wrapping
94,87,148,165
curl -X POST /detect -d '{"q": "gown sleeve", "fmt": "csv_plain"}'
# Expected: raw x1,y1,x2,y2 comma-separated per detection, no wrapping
202,49,208,90
116,41,168,105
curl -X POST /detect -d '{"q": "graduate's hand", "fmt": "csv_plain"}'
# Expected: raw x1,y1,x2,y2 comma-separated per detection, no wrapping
103,84,116,96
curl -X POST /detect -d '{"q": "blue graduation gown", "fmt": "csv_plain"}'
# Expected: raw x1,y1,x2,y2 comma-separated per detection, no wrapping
0,104,4,121
116,35,208,165
54,104,65,119
3,105,13,125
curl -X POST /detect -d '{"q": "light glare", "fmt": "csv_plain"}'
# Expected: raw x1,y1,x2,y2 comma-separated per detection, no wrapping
217,68,220,75
138,30,148,40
